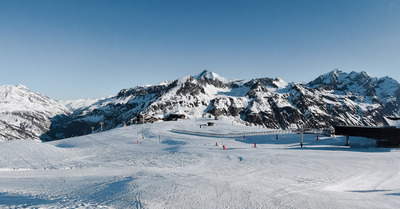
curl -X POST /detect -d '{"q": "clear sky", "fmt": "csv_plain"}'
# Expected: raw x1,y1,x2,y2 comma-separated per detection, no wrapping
1,0,399,100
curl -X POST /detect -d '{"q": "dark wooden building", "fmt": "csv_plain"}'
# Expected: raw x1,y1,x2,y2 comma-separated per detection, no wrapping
164,114,186,121
335,125,400,147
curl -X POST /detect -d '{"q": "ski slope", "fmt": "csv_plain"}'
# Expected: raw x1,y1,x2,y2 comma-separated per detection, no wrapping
1,118,400,208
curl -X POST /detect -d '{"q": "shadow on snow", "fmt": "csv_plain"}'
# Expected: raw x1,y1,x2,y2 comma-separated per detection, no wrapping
234,134,392,153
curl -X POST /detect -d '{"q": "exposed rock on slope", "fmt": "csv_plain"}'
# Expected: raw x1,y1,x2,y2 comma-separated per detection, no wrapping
47,70,400,140
2,69,400,141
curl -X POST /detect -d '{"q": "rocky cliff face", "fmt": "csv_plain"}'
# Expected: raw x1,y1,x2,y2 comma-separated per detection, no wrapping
2,70,400,141
47,70,400,140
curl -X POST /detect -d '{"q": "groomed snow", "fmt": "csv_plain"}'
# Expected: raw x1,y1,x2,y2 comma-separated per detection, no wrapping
1,119,400,208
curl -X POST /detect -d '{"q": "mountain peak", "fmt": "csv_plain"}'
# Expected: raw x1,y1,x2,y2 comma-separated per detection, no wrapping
194,70,227,82
326,69,342,81
306,70,340,88
0,84,72,140
16,84,29,90
332,69,342,76
1,84,26,99
309,69,374,86
0,84,31,97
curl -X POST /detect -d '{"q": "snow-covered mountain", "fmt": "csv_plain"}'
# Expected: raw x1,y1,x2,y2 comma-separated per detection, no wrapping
1,69,400,141
0,84,71,140
44,69,400,140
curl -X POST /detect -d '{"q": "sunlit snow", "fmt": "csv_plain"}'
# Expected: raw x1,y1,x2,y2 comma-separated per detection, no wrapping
1,118,400,208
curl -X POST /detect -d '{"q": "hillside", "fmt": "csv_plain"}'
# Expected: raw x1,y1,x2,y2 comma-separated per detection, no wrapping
0,84,71,140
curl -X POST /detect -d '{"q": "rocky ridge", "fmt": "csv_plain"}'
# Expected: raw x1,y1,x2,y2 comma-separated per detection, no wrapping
1,69,399,140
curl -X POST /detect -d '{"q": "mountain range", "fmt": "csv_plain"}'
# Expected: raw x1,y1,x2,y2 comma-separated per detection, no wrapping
1,69,399,141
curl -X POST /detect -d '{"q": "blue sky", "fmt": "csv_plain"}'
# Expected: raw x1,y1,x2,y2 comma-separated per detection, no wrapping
1,0,399,100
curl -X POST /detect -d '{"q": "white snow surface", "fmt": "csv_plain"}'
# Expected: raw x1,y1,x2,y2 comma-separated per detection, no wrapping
384,117,400,128
1,118,400,208
272,77,288,89
61,98,104,111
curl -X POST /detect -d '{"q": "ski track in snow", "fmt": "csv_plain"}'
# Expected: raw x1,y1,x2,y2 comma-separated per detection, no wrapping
1,119,400,208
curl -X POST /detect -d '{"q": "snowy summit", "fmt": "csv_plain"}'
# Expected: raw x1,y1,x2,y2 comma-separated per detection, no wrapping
194,70,229,83
1,70,400,141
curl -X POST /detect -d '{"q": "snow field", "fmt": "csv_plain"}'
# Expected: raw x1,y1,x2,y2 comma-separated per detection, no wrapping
1,118,400,208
